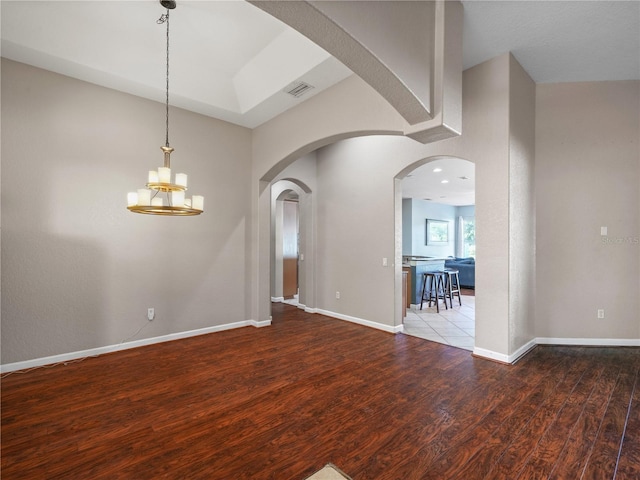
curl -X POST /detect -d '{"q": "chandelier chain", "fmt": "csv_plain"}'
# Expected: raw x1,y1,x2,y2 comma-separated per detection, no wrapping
165,11,170,147
157,11,170,147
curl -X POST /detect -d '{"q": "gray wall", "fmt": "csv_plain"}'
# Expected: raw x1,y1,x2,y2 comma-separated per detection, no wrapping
315,136,399,324
3,54,637,367
1,59,253,364
508,55,537,352
536,80,640,340
292,53,536,358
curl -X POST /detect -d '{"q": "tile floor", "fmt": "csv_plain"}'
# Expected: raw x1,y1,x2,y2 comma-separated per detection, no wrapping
402,294,475,351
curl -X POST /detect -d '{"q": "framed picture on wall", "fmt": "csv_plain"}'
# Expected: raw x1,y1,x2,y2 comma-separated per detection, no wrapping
426,219,449,245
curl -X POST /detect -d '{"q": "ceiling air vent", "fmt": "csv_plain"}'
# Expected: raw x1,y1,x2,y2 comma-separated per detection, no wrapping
283,81,315,98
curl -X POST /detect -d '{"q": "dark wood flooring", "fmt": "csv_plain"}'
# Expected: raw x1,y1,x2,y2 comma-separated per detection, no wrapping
2,303,639,479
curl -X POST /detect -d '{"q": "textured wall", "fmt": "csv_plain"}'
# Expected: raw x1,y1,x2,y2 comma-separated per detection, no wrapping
250,74,408,325
1,59,252,364
251,53,539,359
536,81,640,340
463,55,511,355
315,136,399,324
2,53,543,366
303,54,518,356
9,57,633,366
508,55,537,353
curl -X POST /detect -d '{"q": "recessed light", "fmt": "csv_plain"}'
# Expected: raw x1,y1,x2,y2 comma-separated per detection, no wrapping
433,167,442,173
441,179,449,184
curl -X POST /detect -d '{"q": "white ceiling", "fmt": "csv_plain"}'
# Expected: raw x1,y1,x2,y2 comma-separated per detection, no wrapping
2,0,638,203
403,158,476,206
0,0,353,128
2,1,638,128
463,0,640,83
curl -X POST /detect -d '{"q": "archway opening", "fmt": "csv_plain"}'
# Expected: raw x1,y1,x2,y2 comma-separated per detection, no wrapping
269,176,314,314
255,130,395,325
273,189,299,305
396,156,476,351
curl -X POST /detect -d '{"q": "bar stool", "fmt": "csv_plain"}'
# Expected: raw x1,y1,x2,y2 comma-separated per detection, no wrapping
420,272,448,313
442,268,462,308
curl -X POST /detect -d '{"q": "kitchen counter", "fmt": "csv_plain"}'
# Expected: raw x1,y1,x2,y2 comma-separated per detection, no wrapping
403,256,447,265
403,257,446,305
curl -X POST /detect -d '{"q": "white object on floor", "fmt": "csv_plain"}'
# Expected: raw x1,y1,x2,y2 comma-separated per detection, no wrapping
305,463,352,480
283,292,299,306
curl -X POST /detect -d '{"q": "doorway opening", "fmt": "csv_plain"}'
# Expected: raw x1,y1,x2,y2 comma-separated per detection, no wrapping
397,157,476,351
269,175,314,313
272,190,300,306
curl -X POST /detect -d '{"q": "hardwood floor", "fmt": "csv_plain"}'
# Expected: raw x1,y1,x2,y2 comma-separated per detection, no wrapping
2,303,639,479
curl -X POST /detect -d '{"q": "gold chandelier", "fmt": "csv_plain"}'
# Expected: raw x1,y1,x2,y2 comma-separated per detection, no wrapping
127,0,204,216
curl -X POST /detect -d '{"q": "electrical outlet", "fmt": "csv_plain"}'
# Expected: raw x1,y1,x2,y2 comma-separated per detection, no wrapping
336,291,341,299
382,257,388,267
597,309,605,319
147,308,155,321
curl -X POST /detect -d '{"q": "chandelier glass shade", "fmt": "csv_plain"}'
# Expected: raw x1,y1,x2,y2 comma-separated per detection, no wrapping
127,146,204,215
127,1,204,216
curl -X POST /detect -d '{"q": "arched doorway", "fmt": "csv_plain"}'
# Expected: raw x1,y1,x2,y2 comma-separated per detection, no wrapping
395,156,476,351
254,132,399,326
270,177,314,312
272,189,299,304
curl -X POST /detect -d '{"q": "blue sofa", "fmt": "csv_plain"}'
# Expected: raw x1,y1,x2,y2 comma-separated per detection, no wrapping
444,257,475,289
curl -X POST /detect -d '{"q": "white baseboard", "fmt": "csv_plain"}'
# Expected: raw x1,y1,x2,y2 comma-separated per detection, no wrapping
269,298,315,315
474,337,640,365
315,309,403,334
1,319,269,374
251,318,272,328
473,339,535,365
509,339,538,363
536,337,640,347
472,347,510,364
4,320,637,374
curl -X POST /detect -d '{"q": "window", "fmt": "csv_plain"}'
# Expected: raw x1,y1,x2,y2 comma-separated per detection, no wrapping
462,217,475,258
